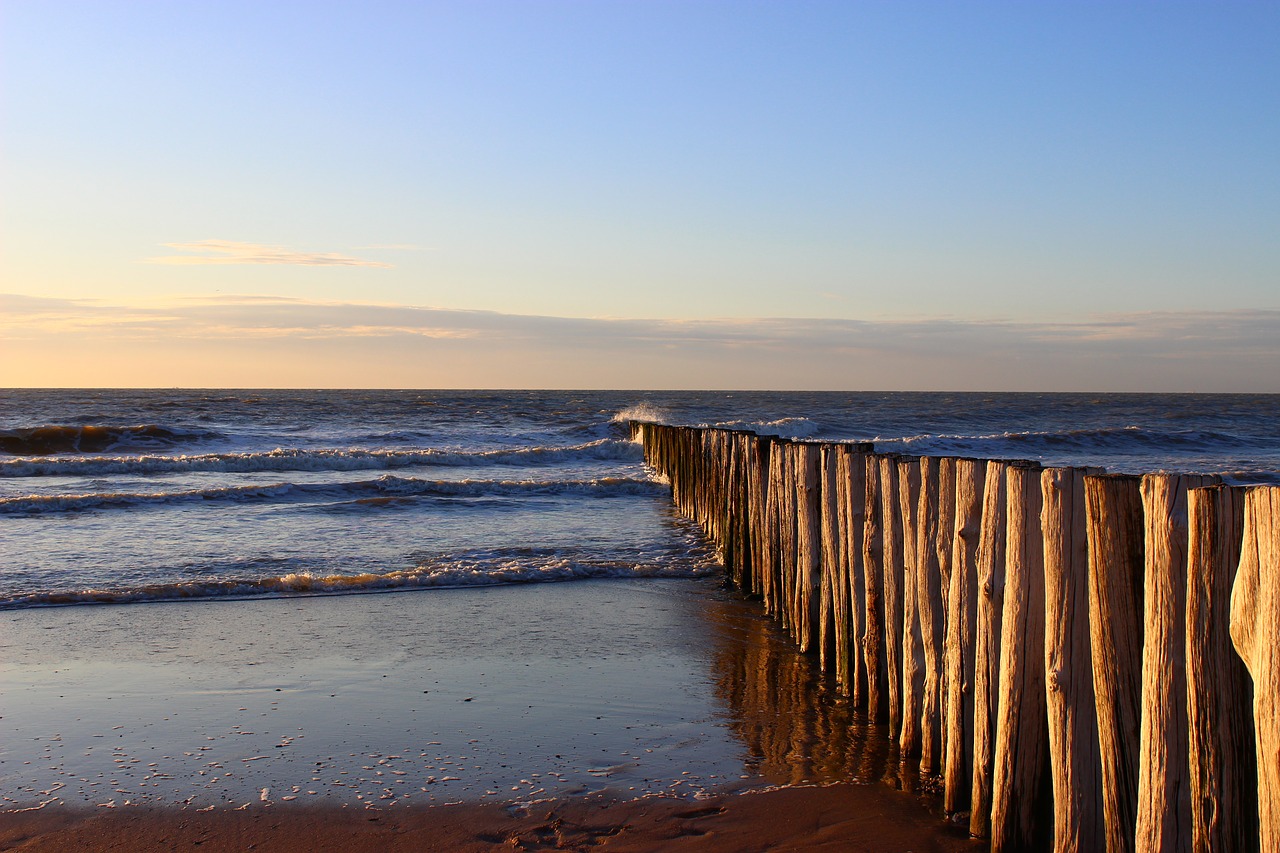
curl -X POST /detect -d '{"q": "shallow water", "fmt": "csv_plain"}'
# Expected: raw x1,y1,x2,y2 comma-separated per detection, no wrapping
0,578,905,809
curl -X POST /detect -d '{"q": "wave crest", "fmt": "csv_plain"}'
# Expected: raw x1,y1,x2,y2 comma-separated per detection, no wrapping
0,438,641,477
0,424,222,455
0,550,719,610
0,474,668,515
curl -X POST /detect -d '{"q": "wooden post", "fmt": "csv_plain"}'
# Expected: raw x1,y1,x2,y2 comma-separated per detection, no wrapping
1042,466,1105,852
1187,485,1256,853
750,436,775,604
1086,474,1145,853
763,440,788,620
944,457,986,815
971,459,1010,840
898,458,925,759
863,453,887,721
819,444,845,679
936,457,958,780
916,457,949,777
794,443,824,653
841,445,871,707
1137,473,1220,852
880,455,906,741
991,463,1050,852
1230,486,1280,851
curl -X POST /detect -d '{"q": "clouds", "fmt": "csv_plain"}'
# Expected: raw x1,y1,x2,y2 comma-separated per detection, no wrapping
146,241,392,268
4,294,1278,391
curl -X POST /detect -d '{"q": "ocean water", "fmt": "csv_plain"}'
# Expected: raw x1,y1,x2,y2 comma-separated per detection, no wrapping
2,389,1277,610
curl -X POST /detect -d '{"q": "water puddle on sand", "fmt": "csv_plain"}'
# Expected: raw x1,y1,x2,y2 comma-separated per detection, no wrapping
1,578,920,812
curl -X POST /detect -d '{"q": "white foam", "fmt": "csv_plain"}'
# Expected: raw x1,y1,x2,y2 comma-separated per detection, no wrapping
0,475,669,515
0,439,642,478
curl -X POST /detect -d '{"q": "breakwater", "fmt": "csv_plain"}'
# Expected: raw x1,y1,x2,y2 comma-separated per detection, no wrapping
631,421,1279,853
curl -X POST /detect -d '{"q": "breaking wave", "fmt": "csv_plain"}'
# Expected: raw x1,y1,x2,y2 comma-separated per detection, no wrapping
0,424,223,455
0,474,668,515
0,438,641,477
874,425,1263,458
710,417,820,439
0,546,720,610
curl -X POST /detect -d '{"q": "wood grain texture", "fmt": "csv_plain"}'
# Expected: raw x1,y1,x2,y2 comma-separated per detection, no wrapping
970,460,1010,840
1136,473,1219,853
1085,474,1145,853
880,455,906,742
842,447,869,708
944,458,985,815
793,444,824,653
1041,466,1105,853
819,445,844,680
1230,486,1280,853
863,454,888,721
898,458,925,759
1186,485,1256,853
991,463,1050,852
916,457,947,776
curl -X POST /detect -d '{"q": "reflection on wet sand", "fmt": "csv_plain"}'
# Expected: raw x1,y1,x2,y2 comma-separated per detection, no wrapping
703,591,927,795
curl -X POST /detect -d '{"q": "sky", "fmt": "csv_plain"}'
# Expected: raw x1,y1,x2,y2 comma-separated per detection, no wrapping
2,1,1277,390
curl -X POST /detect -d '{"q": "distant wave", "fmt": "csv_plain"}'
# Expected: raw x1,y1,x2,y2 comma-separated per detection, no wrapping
0,547,719,610
0,474,668,515
711,417,820,439
0,424,223,455
875,425,1262,457
0,438,642,477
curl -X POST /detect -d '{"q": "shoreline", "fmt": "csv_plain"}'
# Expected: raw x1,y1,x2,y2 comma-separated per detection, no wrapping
1,783,981,852
2,578,984,849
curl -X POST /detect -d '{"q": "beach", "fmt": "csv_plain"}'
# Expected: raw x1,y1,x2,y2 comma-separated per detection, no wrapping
1,784,975,852
6,389,1274,849
1,578,978,850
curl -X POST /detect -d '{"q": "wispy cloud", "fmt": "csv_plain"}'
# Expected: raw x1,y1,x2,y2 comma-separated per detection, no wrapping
145,240,392,268
3,294,1277,391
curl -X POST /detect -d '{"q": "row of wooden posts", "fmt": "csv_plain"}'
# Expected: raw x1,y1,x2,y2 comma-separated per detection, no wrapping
630,421,1279,853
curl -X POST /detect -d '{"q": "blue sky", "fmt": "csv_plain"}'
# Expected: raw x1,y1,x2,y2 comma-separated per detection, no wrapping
2,1,1277,389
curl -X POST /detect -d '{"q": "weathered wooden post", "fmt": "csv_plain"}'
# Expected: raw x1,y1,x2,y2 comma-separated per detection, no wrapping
1042,465,1105,852
1187,485,1256,853
748,435,774,601
863,453,888,721
880,454,906,741
990,462,1050,852
1230,485,1280,852
971,459,1011,839
1086,473,1145,853
1136,473,1220,852
840,445,871,707
916,456,949,777
793,443,823,653
819,444,845,679
944,457,986,815
898,457,925,760
762,440,788,620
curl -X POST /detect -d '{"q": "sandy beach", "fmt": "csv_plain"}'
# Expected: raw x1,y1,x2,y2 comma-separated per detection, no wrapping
1,784,978,851
2,578,982,850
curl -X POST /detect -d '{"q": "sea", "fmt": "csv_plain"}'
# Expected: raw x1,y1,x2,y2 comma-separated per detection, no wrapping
2,390,1278,611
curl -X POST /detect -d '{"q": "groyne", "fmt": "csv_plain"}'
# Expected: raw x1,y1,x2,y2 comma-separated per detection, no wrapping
631,421,1279,853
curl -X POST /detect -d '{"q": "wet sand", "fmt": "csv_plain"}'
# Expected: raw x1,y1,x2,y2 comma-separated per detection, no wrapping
1,784,978,852
1,579,984,849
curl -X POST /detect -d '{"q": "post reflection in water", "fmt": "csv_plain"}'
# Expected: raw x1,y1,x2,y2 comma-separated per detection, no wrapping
702,589,926,794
